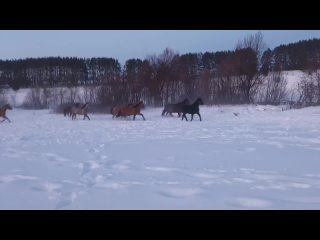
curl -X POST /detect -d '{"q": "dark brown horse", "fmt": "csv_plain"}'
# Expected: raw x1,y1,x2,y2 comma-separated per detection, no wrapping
162,98,190,117
0,104,12,123
63,106,72,117
116,101,145,120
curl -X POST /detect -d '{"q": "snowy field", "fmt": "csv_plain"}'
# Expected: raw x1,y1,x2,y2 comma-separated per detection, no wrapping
1,105,320,209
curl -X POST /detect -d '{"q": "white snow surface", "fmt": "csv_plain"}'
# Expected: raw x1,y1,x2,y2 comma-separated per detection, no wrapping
1,104,320,209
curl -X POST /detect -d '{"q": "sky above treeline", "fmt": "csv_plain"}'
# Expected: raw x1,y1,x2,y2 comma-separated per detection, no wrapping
1,30,320,64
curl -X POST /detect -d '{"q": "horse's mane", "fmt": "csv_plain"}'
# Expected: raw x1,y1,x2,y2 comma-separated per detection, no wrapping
2,104,11,109
192,97,203,105
133,101,143,108
180,98,189,104
81,103,89,109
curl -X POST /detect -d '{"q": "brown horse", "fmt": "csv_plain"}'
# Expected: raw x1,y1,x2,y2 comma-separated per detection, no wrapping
63,103,81,117
111,103,133,118
63,106,72,117
116,101,145,120
71,102,90,120
0,104,12,123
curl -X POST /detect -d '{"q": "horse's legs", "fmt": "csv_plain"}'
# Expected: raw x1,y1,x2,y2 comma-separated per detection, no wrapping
197,113,202,121
139,113,146,120
182,113,188,121
162,109,166,116
1,116,11,122
133,114,136,120
190,114,194,121
85,114,90,120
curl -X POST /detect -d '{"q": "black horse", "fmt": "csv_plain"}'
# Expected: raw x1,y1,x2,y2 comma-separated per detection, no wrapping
181,98,204,121
162,98,190,117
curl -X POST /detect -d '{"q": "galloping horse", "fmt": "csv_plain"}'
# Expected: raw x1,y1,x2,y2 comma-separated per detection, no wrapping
162,98,190,117
116,101,145,120
63,105,72,117
111,103,133,118
0,104,12,123
63,103,80,117
71,102,90,120
181,98,204,121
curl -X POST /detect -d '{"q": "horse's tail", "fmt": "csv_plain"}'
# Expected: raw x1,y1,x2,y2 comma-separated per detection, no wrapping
116,109,121,118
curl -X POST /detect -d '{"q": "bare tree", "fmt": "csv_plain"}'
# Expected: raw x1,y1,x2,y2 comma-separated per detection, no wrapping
147,48,178,106
67,86,79,103
296,76,316,107
23,86,44,109
311,70,320,104
236,31,267,65
263,72,287,104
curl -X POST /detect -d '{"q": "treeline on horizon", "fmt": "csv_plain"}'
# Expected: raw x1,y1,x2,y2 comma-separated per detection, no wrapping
1,35,320,108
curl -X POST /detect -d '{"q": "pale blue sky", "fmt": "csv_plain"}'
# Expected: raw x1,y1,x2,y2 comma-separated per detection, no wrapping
1,30,320,65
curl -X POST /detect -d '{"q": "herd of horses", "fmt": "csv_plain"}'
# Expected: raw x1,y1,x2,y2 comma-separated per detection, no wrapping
0,97,204,123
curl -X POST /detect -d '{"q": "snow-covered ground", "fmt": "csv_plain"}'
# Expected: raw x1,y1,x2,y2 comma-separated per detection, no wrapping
1,105,320,209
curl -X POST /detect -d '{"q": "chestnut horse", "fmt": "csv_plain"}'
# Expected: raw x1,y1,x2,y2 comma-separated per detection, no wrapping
0,104,12,123
116,101,145,120
111,103,133,118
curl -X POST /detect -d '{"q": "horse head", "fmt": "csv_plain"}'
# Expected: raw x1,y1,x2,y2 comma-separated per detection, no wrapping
5,104,12,110
81,102,89,109
196,98,204,105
